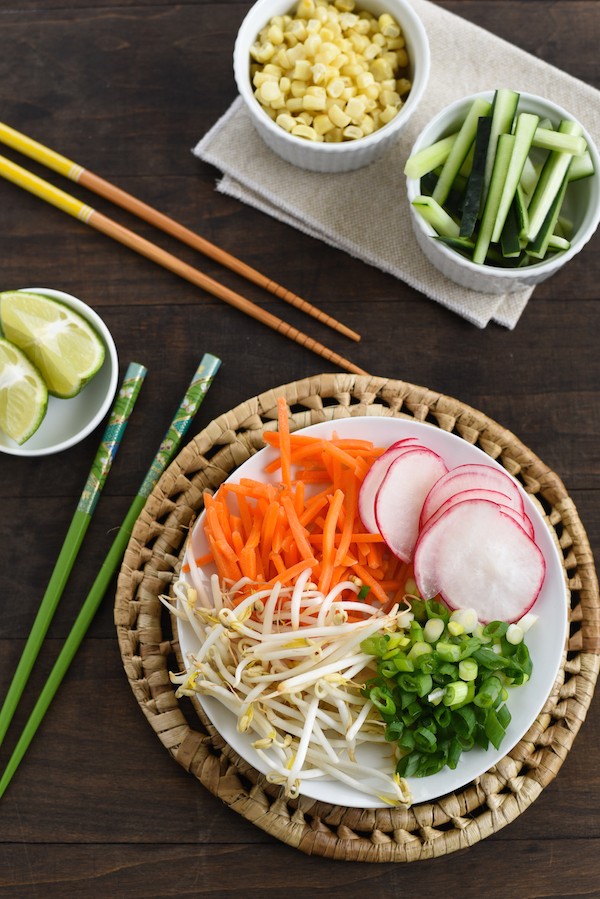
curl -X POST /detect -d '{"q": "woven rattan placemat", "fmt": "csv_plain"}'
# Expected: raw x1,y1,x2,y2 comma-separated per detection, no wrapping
114,374,600,861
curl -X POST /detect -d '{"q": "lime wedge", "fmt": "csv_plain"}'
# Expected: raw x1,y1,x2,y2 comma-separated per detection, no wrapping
0,291,105,398
0,338,48,444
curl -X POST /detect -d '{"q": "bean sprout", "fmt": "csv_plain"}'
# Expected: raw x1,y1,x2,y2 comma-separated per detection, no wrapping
164,572,412,807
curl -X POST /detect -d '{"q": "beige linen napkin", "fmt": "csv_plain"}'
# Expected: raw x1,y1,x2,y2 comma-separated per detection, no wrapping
193,0,600,329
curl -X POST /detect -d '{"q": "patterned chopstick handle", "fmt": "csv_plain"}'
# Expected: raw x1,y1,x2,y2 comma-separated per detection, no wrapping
138,353,221,499
77,362,147,515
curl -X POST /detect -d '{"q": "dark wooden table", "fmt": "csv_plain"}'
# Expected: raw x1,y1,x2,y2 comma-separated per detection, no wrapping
1,1,598,895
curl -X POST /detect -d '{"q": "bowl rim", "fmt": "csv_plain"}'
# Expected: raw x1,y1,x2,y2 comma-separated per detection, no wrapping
405,89,600,279
0,287,119,457
234,0,431,157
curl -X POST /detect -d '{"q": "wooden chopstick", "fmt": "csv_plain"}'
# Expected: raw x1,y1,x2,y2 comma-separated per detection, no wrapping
0,154,368,376
0,121,360,343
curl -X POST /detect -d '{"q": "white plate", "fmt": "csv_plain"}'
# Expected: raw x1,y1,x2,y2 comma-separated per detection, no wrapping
178,416,568,808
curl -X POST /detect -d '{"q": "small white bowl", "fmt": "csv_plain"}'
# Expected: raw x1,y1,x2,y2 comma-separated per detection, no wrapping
406,91,600,294
234,0,430,173
0,288,119,457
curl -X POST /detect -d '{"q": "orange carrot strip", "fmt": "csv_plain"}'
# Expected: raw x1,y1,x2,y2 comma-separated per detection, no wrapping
351,562,389,605
294,479,305,517
335,470,356,566
231,530,245,555
277,396,292,488
281,494,317,561
244,513,263,551
260,500,280,574
204,501,237,564
297,492,329,526
267,557,318,587
239,545,258,580
263,440,325,473
319,489,345,594
294,470,331,483
207,534,243,583
270,552,287,577
194,550,216,567
235,490,253,540
321,440,360,472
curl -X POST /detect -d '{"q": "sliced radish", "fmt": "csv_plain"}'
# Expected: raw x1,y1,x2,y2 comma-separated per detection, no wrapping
374,447,448,562
413,498,545,623
357,438,420,533
420,462,525,528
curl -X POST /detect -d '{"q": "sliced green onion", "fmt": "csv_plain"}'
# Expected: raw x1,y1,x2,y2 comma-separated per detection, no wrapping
443,680,469,707
458,658,479,681
436,642,461,663
423,617,445,643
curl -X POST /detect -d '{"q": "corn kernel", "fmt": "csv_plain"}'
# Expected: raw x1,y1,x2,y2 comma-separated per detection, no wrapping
303,92,326,111
326,77,345,98
268,24,284,45
258,81,282,103
379,104,398,124
380,88,401,107
313,113,335,135
360,113,375,134
286,97,304,112
292,59,312,80
342,124,363,140
345,95,365,122
328,103,351,128
297,110,313,125
378,13,400,38
291,122,319,140
275,112,297,132
297,0,315,18
335,0,356,12
370,57,394,81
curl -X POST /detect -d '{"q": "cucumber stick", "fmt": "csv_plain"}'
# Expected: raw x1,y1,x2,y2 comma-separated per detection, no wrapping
491,112,540,243
482,88,520,206
527,173,570,258
473,133,516,264
568,150,595,182
412,196,460,238
460,115,492,238
404,132,458,180
526,119,583,241
432,97,492,206
532,127,587,156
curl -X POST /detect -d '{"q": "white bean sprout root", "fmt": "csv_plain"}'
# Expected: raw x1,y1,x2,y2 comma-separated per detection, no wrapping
163,574,412,807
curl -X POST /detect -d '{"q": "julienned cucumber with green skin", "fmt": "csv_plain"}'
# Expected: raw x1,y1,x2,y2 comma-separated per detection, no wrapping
405,89,595,268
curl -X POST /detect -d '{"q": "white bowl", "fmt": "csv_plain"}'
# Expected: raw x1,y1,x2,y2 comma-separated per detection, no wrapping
234,0,430,172
406,91,600,294
0,288,119,457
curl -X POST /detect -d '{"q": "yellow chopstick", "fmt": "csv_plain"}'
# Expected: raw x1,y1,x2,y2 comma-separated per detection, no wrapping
0,121,360,343
0,154,368,376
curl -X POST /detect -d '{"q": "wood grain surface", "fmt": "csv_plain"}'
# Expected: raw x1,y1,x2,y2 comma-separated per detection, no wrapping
0,1,598,896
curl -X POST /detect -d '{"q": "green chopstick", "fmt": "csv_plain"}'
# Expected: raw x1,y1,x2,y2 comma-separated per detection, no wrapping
0,352,221,799
0,361,147,749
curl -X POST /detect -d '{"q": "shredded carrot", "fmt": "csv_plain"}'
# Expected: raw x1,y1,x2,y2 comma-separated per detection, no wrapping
197,401,413,608
277,396,292,488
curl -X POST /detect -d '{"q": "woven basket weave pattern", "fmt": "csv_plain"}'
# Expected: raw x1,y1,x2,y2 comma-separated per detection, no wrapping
115,374,599,861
